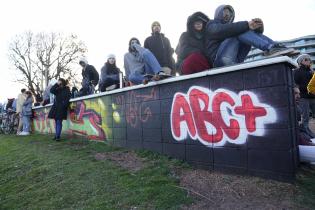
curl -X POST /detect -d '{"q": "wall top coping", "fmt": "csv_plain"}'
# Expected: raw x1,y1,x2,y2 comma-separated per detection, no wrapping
33,56,297,110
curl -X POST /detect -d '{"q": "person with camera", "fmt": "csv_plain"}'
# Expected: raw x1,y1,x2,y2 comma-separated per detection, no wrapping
48,78,71,141
206,5,294,68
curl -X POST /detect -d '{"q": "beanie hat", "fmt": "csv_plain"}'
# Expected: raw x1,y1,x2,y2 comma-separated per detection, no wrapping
151,21,161,31
79,57,88,65
297,54,311,65
107,54,116,60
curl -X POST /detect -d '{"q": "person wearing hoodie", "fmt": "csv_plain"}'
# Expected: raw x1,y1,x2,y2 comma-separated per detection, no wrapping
19,91,33,136
99,54,121,92
294,54,315,137
78,58,99,96
206,5,294,67
48,78,71,141
124,37,166,85
175,12,211,75
144,21,175,75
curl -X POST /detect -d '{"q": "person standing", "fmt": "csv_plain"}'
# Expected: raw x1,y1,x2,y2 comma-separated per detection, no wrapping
19,91,33,136
99,54,121,92
48,78,71,141
294,54,315,137
144,21,175,75
16,88,26,134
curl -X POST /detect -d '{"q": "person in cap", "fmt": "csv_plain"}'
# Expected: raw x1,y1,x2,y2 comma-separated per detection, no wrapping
99,54,121,92
206,5,294,67
144,21,175,75
175,12,211,75
78,58,99,96
124,37,166,85
294,53,315,137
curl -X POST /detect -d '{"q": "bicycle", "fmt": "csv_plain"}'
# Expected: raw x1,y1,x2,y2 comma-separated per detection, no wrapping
0,110,19,134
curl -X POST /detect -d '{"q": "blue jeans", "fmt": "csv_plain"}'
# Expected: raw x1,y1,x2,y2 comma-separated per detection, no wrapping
55,119,63,138
214,31,275,67
22,115,30,132
129,49,161,84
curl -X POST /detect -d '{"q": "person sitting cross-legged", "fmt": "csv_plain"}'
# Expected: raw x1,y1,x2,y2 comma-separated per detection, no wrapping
99,54,120,92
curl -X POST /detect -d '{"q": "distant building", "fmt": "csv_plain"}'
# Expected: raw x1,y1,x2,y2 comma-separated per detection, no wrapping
246,34,315,70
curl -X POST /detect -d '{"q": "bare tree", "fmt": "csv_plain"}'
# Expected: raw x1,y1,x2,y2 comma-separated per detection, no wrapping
8,31,87,95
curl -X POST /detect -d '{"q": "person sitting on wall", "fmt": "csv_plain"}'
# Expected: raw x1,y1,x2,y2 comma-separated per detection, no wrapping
175,12,211,75
48,78,71,141
205,5,294,68
294,54,315,138
99,54,121,92
144,21,175,75
124,37,167,85
78,58,99,96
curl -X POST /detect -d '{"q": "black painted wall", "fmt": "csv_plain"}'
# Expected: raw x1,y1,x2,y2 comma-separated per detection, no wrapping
34,61,298,182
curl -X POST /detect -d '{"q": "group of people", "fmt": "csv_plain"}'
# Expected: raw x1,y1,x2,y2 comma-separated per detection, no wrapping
74,4,294,97
294,54,315,145
4,89,35,136
6,5,311,142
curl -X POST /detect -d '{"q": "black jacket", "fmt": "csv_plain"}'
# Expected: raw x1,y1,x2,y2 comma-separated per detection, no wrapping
48,84,71,120
144,33,174,69
205,5,249,63
175,12,209,69
294,65,315,99
82,64,99,86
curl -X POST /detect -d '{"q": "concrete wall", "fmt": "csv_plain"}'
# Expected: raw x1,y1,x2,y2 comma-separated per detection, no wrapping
33,57,298,181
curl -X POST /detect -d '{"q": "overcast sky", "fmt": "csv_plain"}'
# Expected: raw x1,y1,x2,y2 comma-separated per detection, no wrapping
0,0,314,102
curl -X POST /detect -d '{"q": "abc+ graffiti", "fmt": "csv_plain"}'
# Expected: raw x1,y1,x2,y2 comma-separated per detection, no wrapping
170,86,277,147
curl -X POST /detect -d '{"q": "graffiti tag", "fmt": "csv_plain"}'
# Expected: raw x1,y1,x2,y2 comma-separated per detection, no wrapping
171,86,277,147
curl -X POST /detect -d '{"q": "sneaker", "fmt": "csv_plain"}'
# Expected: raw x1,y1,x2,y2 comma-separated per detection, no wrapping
264,44,294,57
19,132,30,136
160,67,172,75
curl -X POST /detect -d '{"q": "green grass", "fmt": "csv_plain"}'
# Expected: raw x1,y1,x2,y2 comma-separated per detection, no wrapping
0,135,192,210
1,134,315,209
296,164,315,208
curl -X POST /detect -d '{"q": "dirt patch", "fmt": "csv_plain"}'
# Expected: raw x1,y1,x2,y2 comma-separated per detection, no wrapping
94,151,145,172
178,168,301,210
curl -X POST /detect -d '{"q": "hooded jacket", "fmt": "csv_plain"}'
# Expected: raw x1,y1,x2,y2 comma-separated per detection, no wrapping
175,12,209,68
124,38,147,81
205,5,249,63
144,32,174,69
